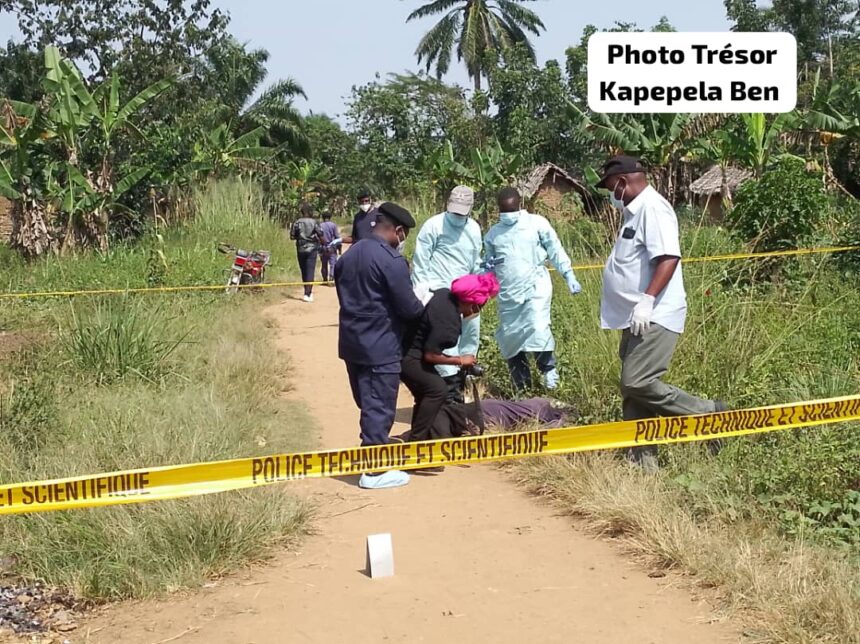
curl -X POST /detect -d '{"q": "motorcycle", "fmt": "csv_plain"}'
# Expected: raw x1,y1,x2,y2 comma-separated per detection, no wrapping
217,243,271,294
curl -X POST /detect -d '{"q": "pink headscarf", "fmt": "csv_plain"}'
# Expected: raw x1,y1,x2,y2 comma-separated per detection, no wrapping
451,273,500,306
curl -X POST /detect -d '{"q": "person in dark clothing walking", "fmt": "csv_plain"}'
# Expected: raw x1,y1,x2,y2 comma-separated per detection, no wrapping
319,211,341,283
335,202,425,490
290,203,324,302
400,273,499,444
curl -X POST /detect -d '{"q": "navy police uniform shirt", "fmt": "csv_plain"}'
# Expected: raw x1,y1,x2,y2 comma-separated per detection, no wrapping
351,207,378,243
335,235,425,366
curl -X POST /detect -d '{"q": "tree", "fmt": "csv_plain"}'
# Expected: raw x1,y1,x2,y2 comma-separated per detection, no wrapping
566,19,677,105
345,72,480,196
570,108,727,202
0,41,43,103
405,0,545,91
200,38,308,156
0,0,229,95
0,47,170,254
488,44,586,170
0,99,55,256
304,114,363,209
725,0,858,67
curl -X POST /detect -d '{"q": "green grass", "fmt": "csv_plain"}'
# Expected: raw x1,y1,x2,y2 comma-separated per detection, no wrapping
468,206,860,643
0,178,315,599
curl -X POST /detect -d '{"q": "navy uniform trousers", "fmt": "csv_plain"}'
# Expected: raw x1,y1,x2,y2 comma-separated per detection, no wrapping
345,362,402,446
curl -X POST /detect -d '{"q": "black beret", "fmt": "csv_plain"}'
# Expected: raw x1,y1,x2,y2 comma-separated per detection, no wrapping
378,202,416,229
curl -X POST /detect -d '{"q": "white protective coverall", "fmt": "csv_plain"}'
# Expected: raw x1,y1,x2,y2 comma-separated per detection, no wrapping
484,210,578,361
411,212,483,378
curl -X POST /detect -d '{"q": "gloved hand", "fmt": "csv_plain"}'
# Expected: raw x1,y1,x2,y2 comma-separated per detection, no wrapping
629,294,656,336
563,272,582,295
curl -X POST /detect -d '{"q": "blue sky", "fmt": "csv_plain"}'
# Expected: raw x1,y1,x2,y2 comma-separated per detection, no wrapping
0,0,733,117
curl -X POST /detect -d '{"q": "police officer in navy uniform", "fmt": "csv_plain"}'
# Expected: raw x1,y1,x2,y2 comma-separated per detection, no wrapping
342,188,378,245
335,202,425,489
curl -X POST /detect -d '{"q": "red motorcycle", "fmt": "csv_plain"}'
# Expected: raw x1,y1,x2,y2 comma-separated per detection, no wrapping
217,243,271,294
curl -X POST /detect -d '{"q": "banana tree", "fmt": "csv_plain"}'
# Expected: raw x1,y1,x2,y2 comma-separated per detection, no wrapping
738,113,799,177
570,105,728,202
424,140,470,204
189,124,274,179
461,141,524,228
41,46,172,250
0,99,56,256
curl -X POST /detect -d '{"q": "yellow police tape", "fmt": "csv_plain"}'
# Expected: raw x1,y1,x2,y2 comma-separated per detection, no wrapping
0,245,856,300
1,394,857,516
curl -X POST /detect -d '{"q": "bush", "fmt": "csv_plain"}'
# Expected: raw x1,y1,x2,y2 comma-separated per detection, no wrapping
729,157,829,251
62,297,189,384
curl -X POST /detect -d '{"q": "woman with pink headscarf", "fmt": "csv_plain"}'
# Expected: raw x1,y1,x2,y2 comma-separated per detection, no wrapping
400,273,500,444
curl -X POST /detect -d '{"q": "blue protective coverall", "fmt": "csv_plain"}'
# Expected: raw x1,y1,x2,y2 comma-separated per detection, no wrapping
484,211,578,388
335,236,425,445
411,212,483,378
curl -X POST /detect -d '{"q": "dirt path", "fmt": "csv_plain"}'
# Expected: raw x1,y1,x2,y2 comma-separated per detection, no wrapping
83,287,738,644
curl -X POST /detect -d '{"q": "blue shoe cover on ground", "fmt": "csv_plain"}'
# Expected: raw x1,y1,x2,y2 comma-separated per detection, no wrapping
359,470,410,489
543,368,560,390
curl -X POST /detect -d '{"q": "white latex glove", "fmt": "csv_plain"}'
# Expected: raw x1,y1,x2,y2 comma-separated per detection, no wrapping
629,294,655,337
413,284,433,306
563,271,582,295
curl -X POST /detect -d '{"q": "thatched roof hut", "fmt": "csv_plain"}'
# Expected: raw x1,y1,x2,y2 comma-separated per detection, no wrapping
690,165,753,220
517,162,597,218
690,165,753,197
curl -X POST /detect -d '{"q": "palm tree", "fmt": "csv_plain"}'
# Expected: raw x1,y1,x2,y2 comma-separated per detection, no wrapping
203,38,309,156
406,0,545,91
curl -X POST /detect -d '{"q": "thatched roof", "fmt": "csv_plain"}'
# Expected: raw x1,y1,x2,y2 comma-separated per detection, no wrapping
518,163,589,200
690,166,753,196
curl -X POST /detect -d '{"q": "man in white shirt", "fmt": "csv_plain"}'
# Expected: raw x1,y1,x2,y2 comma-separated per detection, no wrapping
598,156,724,470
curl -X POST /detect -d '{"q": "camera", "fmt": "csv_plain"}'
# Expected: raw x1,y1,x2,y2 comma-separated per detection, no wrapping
463,364,485,378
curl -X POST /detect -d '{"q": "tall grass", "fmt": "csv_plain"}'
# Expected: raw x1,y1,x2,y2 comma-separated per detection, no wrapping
62,297,188,384
0,179,314,599
512,453,860,644
473,209,860,642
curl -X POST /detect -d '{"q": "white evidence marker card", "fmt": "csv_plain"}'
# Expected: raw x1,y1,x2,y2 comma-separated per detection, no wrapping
366,533,394,579
588,32,798,113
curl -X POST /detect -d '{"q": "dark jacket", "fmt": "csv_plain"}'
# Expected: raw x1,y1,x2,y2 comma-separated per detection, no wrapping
335,236,424,366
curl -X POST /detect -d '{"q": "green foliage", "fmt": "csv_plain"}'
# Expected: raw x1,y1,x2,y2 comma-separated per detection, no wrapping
487,44,585,170
0,0,229,98
0,181,313,599
0,373,58,456
62,298,189,384
346,72,483,197
726,0,858,64
729,157,829,251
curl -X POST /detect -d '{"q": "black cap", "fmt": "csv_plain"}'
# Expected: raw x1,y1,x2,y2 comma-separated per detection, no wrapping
357,187,372,200
378,202,416,229
596,155,647,189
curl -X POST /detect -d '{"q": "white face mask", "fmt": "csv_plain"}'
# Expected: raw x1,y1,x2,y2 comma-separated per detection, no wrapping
609,181,627,211
395,229,407,254
499,210,521,226
359,203,372,213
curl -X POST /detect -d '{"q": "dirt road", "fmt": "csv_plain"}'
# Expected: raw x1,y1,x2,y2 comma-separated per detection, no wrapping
84,287,737,643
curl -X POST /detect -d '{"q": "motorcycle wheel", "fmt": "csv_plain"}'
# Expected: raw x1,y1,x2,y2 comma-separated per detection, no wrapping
226,270,242,294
